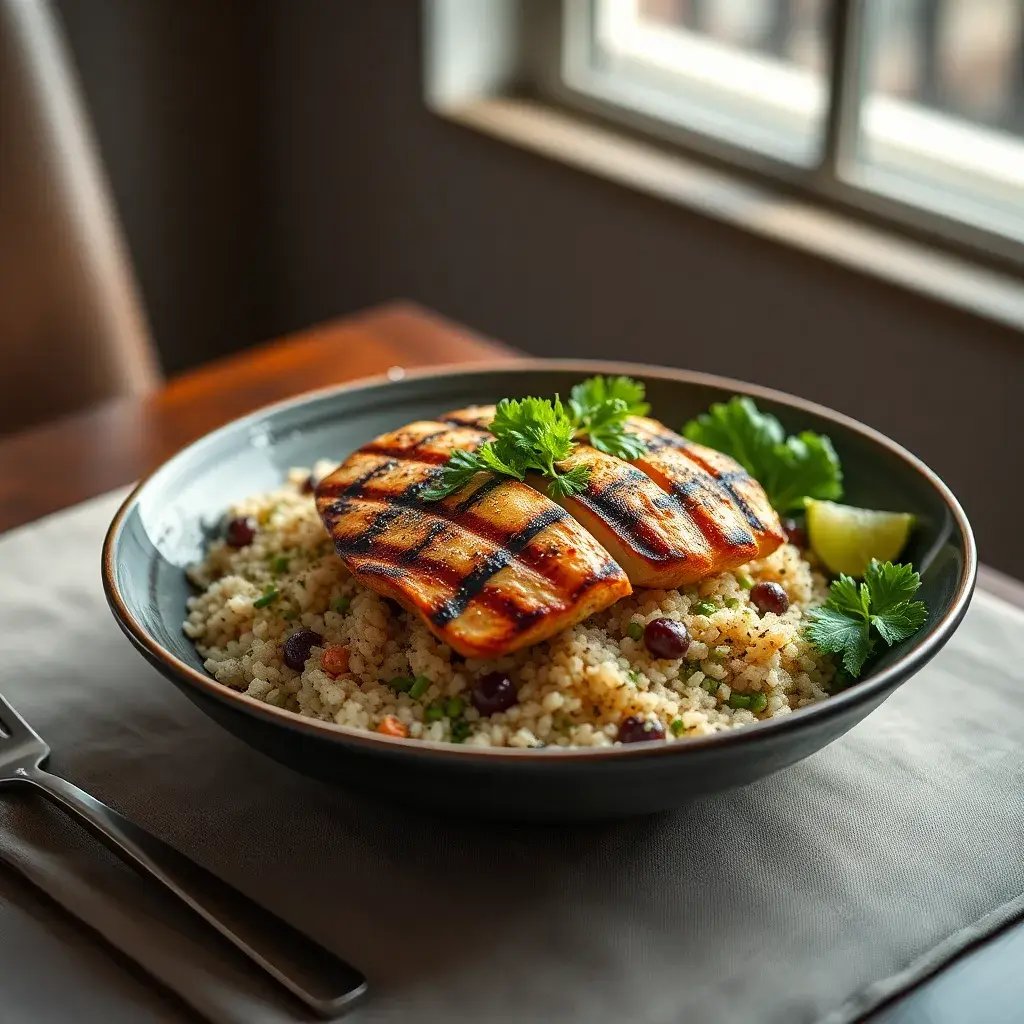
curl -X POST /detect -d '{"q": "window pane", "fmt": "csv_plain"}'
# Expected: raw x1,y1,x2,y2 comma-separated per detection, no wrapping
853,0,1024,242
587,0,831,164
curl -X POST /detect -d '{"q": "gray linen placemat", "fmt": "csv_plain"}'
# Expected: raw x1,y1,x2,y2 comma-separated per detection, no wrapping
1,490,1022,1024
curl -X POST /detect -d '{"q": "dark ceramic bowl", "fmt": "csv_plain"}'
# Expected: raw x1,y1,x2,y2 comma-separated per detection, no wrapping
103,362,975,819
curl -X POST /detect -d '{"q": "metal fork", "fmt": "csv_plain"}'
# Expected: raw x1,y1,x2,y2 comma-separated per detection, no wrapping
0,691,367,1018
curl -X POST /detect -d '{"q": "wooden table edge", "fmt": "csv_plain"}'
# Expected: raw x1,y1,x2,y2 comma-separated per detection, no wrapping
0,302,515,532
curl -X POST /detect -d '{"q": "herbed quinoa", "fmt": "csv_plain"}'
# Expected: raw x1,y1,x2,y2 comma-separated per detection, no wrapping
184,465,836,749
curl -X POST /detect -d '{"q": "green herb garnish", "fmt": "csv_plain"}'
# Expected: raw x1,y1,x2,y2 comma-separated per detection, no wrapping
422,396,589,501
389,675,414,693
271,555,290,574
749,692,768,713
253,586,279,609
670,718,686,736
333,596,351,614
682,396,842,513
424,701,445,723
568,375,649,459
737,572,755,590
445,696,465,718
724,597,741,609
805,560,928,678
694,600,717,616
626,621,644,641
423,376,650,502
450,719,472,743
701,677,719,694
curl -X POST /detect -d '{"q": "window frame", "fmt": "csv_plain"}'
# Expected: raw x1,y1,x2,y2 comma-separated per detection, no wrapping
536,0,1024,274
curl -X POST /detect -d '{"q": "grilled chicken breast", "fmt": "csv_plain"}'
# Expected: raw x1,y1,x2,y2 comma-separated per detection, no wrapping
626,416,785,564
314,420,631,658
443,406,716,586
443,405,784,584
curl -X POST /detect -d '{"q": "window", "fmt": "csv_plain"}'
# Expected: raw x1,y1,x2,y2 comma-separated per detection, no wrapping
578,0,831,164
856,1,1024,242
557,0,1024,262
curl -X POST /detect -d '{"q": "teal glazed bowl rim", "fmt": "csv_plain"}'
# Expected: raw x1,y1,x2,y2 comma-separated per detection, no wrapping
102,358,977,764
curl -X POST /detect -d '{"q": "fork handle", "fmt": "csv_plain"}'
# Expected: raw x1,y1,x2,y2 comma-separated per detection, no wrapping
19,767,367,1018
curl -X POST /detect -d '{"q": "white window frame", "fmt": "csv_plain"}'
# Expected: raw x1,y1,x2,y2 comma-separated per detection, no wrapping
424,0,1024,330
549,0,1024,270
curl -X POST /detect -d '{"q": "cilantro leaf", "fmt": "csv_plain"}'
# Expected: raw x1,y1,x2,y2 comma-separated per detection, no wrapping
545,464,591,498
765,432,844,513
420,449,495,502
864,559,928,644
474,440,525,479
423,395,591,502
682,397,842,512
871,603,928,646
490,396,579,478
805,560,928,679
492,396,576,463
587,421,649,460
804,606,875,677
863,559,922,614
568,375,650,460
826,574,870,621
569,375,649,421
683,396,782,479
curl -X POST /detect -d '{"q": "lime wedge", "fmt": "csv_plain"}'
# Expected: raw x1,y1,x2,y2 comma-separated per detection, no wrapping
805,500,914,577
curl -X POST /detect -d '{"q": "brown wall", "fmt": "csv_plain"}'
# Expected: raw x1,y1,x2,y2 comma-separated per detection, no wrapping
56,0,274,372
59,1,1022,574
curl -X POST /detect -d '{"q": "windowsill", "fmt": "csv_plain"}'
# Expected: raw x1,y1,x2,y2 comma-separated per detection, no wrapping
432,94,1024,333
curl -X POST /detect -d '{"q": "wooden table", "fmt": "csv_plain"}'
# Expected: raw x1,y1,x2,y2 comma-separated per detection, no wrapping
0,301,1019,1023
0,302,516,532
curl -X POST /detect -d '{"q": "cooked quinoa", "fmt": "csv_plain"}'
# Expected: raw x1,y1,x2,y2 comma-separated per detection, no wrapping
184,464,836,748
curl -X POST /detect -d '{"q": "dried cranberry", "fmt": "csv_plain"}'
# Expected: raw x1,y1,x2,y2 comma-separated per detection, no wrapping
618,716,666,743
751,581,790,615
470,672,517,716
282,629,322,671
225,516,256,548
643,617,690,659
782,518,808,549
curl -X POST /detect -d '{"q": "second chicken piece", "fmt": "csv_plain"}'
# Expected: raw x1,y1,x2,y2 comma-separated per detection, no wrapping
442,405,784,586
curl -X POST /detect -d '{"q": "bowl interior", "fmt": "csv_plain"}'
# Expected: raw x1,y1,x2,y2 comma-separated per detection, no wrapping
110,364,972,716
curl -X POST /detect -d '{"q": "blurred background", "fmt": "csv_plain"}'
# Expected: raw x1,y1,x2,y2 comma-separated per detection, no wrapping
3,0,1022,571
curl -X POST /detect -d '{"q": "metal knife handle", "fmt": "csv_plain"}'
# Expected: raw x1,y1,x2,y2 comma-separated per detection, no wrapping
20,767,367,1017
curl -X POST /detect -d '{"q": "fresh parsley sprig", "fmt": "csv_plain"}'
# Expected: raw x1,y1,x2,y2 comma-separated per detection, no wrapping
422,396,590,501
422,376,652,502
805,560,928,678
568,375,650,459
491,396,593,497
682,396,842,513
419,446,520,501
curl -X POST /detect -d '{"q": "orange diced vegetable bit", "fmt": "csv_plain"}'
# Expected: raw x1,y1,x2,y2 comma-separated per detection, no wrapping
377,715,409,738
321,644,350,676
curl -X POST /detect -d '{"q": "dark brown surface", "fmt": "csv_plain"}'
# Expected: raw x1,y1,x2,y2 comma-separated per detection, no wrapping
0,302,516,534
